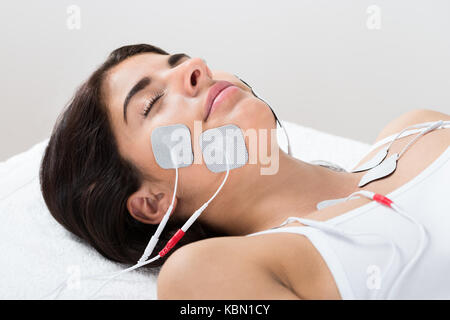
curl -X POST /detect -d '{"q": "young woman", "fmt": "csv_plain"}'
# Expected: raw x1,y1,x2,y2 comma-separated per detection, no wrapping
40,43,450,300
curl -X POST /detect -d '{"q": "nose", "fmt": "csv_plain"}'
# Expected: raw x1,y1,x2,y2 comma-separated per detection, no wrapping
177,57,213,97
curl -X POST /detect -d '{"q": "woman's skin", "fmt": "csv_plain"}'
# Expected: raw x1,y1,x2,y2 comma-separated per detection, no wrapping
102,52,450,299
102,52,361,236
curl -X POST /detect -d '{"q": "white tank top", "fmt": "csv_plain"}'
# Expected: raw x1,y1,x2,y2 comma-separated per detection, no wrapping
247,125,450,299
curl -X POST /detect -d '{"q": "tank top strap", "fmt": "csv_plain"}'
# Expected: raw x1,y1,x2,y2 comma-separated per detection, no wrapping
245,225,356,299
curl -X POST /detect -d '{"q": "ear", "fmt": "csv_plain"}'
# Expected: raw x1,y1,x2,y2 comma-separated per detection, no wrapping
126,185,177,225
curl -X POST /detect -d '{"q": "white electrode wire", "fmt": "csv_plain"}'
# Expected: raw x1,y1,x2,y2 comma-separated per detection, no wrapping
205,151,231,205
344,190,428,299
40,254,161,300
278,215,399,300
397,120,443,158
89,148,232,298
43,150,180,300
137,149,179,264
87,254,161,300
43,145,237,300
385,121,443,153
181,150,231,232
87,148,232,298
84,150,232,299
353,120,441,297
386,202,428,299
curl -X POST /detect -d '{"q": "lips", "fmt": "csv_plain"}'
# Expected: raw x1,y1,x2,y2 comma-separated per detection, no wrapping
204,81,234,121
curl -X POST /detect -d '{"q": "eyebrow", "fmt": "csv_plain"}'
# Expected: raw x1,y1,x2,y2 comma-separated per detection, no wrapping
123,53,191,123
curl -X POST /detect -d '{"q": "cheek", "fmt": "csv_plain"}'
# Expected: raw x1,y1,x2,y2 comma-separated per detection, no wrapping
132,143,160,180
120,129,168,183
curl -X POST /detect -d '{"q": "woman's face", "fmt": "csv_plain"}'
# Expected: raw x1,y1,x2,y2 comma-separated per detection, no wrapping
102,52,276,222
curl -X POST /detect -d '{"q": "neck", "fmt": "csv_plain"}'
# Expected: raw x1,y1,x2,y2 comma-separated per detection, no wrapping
200,150,360,236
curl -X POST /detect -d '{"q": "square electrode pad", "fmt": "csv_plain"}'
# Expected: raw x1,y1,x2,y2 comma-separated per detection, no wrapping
199,124,248,173
151,124,193,169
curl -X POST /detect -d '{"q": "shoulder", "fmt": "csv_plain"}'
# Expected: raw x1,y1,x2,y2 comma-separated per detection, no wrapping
352,108,449,173
374,108,450,144
157,235,301,299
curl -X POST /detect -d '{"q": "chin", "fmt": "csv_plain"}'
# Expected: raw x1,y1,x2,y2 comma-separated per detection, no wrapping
227,96,276,133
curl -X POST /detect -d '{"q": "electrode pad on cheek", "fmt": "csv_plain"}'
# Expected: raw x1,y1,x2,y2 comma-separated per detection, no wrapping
151,124,193,169
199,124,248,173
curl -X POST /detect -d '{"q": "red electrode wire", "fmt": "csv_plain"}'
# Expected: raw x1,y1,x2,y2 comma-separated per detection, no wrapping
159,229,185,257
373,193,393,207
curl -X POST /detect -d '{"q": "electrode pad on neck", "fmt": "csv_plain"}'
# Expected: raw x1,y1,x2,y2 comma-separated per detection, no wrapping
151,124,193,169
200,124,248,173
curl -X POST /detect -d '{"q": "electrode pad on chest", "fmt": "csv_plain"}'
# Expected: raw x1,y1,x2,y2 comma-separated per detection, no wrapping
151,124,193,169
199,124,248,173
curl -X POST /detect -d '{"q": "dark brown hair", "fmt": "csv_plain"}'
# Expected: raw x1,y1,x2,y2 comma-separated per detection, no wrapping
39,44,216,273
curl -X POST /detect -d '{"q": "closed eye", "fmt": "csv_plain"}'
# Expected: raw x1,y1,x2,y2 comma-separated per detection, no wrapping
142,91,164,118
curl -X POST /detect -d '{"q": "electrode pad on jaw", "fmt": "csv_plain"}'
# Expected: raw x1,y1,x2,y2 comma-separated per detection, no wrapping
199,124,248,173
151,124,193,169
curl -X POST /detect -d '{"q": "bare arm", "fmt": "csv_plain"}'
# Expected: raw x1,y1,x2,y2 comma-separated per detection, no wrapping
157,237,301,300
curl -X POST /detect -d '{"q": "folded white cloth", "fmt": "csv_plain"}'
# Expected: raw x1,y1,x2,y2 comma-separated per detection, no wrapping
0,121,370,299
